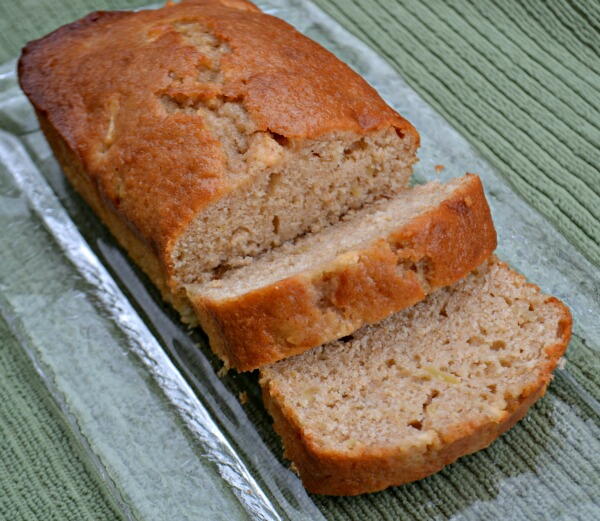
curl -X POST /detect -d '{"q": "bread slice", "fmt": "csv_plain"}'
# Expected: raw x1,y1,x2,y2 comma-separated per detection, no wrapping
260,258,571,495
186,174,496,370
18,0,418,317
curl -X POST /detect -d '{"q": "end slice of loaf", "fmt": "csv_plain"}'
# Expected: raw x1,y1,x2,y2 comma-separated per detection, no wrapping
186,174,496,370
260,257,572,495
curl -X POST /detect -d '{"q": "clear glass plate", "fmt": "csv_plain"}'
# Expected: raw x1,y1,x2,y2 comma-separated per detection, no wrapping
0,1,598,520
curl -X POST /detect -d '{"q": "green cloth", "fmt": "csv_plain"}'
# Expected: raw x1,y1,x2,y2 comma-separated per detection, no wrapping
0,1,598,520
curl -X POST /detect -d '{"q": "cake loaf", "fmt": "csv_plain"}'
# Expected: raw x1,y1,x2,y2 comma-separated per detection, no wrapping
18,0,419,321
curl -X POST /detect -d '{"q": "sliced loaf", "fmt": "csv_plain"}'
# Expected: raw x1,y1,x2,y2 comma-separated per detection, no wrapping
186,174,496,370
18,0,418,317
260,257,571,495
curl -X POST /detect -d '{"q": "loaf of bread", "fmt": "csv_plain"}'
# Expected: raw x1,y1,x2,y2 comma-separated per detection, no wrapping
260,258,571,495
18,0,419,320
17,0,571,498
188,174,496,370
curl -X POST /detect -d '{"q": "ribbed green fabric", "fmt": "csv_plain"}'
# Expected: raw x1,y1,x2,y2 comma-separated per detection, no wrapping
0,1,598,520
312,0,600,269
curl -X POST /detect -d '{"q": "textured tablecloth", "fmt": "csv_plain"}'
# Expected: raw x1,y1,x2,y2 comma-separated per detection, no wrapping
0,1,598,520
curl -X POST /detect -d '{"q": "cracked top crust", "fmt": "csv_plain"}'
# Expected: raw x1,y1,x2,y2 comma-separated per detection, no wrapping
18,0,417,259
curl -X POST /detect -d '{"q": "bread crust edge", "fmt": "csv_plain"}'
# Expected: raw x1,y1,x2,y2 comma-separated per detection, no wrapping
36,109,197,321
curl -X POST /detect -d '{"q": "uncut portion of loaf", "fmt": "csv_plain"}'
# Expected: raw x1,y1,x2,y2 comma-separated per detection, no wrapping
187,174,496,370
260,258,572,495
18,0,418,315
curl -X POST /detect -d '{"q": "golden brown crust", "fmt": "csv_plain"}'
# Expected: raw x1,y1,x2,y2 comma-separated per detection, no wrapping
260,262,572,495
262,377,547,495
37,110,196,320
17,0,417,287
188,174,497,371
